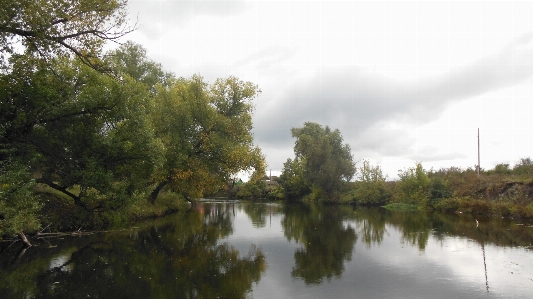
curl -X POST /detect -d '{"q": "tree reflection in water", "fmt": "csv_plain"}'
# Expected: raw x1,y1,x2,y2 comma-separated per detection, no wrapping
282,204,357,284
242,202,283,228
2,202,533,298
0,203,266,299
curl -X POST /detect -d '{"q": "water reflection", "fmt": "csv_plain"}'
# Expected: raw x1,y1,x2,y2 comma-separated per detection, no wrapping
0,204,265,299
351,207,533,250
242,202,283,228
2,202,533,299
282,204,357,284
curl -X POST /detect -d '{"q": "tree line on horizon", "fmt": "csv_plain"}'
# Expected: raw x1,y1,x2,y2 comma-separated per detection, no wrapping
235,122,533,220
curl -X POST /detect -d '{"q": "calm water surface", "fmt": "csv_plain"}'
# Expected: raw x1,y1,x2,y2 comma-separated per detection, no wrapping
1,201,533,298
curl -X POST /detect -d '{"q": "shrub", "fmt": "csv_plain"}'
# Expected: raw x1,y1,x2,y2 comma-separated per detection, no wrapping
429,177,453,200
433,198,460,213
513,157,533,175
353,160,390,205
394,162,430,204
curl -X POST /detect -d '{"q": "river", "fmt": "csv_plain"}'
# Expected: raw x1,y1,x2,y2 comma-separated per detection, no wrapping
1,201,532,298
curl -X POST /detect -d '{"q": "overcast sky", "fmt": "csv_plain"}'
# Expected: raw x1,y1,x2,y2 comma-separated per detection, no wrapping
126,0,533,179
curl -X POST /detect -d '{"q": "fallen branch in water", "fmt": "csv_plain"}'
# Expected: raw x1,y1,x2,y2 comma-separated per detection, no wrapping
3,227,139,246
18,232,32,248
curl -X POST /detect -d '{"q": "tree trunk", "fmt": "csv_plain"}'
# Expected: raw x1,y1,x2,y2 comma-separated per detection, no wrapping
149,180,169,204
37,179,89,210
18,232,32,248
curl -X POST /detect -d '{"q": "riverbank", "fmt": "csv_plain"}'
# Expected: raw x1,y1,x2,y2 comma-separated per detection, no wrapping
344,162,533,221
382,199,533,220
35,188,188,233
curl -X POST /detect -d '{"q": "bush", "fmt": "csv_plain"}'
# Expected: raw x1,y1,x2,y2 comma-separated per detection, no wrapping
489,163,512,175
513,157,533,175
394,162,430,204
353,160,390,205
433,198,460,213
429,177,453,200
353,181,390,205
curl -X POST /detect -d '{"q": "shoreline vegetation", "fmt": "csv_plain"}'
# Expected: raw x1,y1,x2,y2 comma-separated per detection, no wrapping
264,158,533,222
230,122,533,223
3,159,533,246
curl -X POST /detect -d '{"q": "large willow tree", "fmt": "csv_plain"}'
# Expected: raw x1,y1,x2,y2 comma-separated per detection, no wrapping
290,122,355,200
149,75,264,203
1,55,160,211
1,0,135,241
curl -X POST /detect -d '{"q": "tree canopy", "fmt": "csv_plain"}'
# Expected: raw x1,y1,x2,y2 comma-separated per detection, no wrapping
0,39,263,238
149,75,263,202
0,0,134,70
284,122,355,200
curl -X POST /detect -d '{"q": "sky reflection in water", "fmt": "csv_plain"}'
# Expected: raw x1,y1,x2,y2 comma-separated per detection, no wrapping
225,202,533,299
1,202,532,299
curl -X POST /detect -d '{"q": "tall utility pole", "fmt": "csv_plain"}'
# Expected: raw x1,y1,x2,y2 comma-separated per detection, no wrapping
478,128,480,176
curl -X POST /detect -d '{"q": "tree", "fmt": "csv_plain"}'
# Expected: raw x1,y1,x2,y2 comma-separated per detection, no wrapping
513,157,533,175
353,160,390,205
279,157,310,200
289,122,355,200
0,54,161,210
0,160,41,242
106,41,173,89
394,162,430,204
236,152,268,199
0,0,135,70
149,75,262,203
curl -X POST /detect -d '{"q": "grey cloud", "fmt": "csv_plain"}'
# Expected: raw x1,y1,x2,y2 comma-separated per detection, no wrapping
128,0,248,39
233,47,296,71
415,32,533,108
253,33,533,164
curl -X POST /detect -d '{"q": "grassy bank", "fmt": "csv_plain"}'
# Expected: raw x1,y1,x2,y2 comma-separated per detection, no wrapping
355,162,533,220
382,203,420,211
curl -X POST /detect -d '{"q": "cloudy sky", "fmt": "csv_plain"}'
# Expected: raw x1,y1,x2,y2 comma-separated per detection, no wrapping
126,0,533,179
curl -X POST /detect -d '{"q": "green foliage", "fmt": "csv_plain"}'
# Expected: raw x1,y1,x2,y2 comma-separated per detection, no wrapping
289,122,355,200
432,197,460,213
489,163,512,175
241,152,269,199
106,41,173,89
428,177,453,200
1,54,162,209
512,157,533,175
394,162,430,204
382,203,420,211
150,75,262,202
1,33,264,231
353,160,390,205
279,157,311,200
0,0,134,70
0,161,41,238
236,179,267,199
